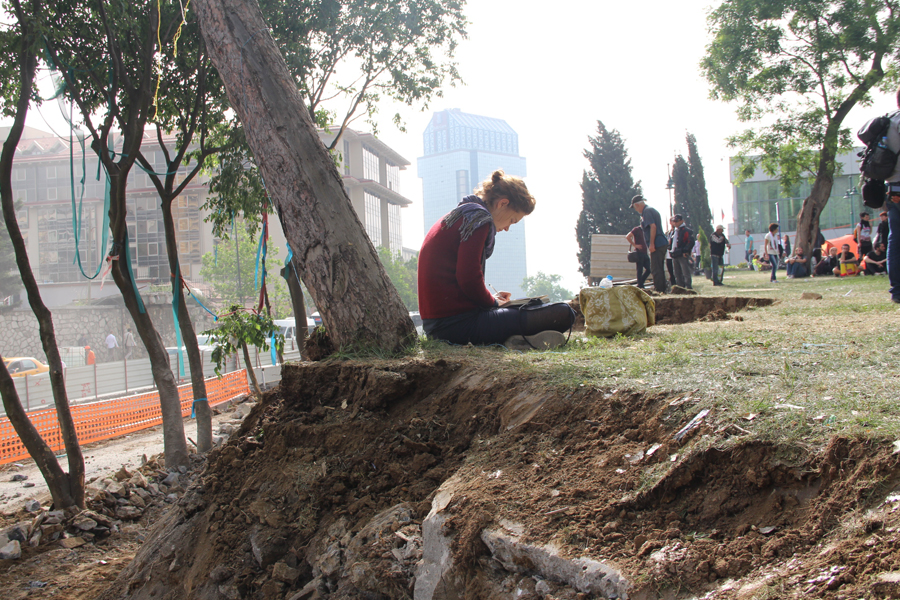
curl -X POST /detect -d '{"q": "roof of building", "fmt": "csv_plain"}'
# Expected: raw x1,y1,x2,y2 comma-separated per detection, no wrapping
424,108,517,135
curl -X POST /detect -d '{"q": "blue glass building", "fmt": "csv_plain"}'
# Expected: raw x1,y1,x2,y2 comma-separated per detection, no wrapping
418,109,528,297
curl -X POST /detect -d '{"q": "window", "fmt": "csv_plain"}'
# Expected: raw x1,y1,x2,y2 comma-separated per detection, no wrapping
364,192,382,246
47,187,57,201
14,169,25,181
47,166,57,179
362,145,379,181
178,218,190,231
387,203,402,254
386,163,400,192
456,170,469,199
16,208,28,225
343,140,351,175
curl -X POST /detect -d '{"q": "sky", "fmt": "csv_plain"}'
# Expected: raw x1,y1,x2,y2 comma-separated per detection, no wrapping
14,0,891,296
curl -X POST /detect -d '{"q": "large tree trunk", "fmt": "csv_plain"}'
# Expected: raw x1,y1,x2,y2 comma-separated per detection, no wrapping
192,0,414,352
0,8,84,509
161,199,213,453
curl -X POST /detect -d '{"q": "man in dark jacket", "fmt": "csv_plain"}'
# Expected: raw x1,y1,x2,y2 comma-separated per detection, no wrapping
709,225,730,286
670,215,693,289
631,195,669,293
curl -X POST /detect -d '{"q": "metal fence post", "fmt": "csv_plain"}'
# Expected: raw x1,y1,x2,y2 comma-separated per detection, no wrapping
25,374,30,411
124,356,128,393
94,363,99,400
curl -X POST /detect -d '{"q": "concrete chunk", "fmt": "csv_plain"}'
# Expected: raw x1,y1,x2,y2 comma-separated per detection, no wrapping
481,524,630,599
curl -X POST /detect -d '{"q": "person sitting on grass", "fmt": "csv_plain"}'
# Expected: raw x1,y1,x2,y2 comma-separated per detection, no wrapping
814,247,839,277
864,242,888,275
833,243,860,276
418,169,575,351
785,246,810,278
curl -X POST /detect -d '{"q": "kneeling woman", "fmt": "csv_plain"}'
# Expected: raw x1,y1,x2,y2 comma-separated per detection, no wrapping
418,170,574,350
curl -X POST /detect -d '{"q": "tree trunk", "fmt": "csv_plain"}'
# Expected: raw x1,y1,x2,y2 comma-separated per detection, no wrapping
102,157,190,469
161,199,213,453
192,0,414,352
241,342,261,396
281,260,308,348
0,13,84,509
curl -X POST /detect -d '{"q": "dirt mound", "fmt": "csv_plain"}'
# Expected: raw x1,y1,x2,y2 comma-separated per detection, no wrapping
654,296,775,324
97,360,900,600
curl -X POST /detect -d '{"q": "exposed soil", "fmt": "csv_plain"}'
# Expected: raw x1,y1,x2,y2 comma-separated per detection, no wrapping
652,296,776,325
33,358,890,600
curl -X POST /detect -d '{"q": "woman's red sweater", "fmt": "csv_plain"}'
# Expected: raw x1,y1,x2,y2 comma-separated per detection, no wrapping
418,218,496,319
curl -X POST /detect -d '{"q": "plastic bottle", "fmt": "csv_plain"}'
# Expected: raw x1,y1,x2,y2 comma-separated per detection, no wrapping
599,275,613,289
878,136,889,149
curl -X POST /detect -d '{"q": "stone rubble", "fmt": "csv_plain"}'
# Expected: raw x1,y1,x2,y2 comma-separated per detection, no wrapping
0,399,256,565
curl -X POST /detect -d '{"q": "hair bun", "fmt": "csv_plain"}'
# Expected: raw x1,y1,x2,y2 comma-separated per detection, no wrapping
491,169,505,184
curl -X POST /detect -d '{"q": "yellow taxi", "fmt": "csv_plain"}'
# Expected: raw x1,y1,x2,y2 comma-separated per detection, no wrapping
2,357,50,377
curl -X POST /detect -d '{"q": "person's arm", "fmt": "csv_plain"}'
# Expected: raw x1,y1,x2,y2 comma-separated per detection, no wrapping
625,231,635,245
648,223,657,253
456,225,500,307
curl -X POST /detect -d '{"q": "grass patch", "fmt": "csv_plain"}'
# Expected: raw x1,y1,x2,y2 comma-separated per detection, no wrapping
416,269,900,447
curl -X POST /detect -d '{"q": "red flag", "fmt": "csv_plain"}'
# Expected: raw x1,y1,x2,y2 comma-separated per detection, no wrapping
721,209,725,221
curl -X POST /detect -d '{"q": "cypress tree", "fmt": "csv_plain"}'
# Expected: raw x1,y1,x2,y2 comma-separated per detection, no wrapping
686,133,714,241
671,133,714,243
575,121,642,278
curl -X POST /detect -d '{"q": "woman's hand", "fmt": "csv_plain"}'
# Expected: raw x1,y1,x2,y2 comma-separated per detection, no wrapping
495,291,512,303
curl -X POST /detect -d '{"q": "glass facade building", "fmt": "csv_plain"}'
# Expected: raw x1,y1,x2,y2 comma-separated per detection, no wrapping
418,109,528,297
730,150,867,259
732,149,872,235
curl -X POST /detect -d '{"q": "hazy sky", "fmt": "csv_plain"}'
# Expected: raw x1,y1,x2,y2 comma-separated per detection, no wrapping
15,0,889,295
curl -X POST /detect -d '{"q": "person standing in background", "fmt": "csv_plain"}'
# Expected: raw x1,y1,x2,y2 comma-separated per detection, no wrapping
625,224,651,289
631,195,668,293
105,331,118,362
124,327,136,359
709,225,731,286
745,229,755,267
765,223,781,282
854,212,873,258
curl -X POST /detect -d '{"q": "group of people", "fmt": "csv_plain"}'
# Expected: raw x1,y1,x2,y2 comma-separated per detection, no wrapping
78,328,137,364
626,196,732,291
741,210,891,283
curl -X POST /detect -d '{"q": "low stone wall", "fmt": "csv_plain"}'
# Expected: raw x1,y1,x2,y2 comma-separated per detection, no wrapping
0,301,216,363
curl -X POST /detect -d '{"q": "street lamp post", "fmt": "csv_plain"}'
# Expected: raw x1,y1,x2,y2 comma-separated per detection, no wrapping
844,175,859,230
665,164,675,221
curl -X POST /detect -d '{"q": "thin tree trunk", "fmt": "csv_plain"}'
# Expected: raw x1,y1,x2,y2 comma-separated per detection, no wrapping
241,342,261,395
281,260,308,346
102,161,190,469
0,5,84,509
795,61,884,256
192,0,414,352
161,199,212,452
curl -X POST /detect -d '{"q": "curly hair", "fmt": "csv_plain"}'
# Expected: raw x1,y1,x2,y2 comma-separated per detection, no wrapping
474,169,536,215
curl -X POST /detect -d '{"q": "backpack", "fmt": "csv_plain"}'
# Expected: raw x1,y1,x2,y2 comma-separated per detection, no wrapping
857,111,900,183
671,226,694,257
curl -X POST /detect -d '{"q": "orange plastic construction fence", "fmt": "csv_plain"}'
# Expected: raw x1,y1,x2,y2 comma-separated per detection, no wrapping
0,370,250,465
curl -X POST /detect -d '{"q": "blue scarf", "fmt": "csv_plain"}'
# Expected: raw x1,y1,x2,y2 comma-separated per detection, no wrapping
441,195,496,270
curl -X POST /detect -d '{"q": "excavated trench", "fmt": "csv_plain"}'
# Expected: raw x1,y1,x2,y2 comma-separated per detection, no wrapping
96,358,900,600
